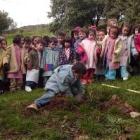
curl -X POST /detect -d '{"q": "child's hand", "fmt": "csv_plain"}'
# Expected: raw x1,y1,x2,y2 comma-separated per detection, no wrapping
133,54,139,61
27,57,30,62
3,63,10,71
114,52,118,56
27,66,32,70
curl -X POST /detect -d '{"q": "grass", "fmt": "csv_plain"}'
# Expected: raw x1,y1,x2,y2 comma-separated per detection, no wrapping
1,76,140,139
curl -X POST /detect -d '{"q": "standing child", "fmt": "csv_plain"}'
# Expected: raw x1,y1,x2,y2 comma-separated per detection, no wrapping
101,26,122,80
41,37,59,85
133,24,140,74
59,36,76,65
25,38,43,92
74,28,87,61
94,29,106,80
120,23,138,80
26,62,86,112
3,35,27,92
71,26,81,46
56,32,65,51
77,29,96,84
0,40,5,93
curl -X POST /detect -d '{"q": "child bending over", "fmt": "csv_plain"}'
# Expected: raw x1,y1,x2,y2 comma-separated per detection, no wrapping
27,62,86,112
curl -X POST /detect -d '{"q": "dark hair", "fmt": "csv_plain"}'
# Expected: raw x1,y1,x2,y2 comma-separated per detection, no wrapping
71,26,81,38
120,22,132,36
64,36,72,46
79,28,88,36
13,35,22,45
133,24,140,34
109,26,120,37
72,62,86,75
1,39,7,45
98,29,107,35
24,36,31,44
88,29,96,37
43,36,50,46
56,31,65,37
35,38,44,45
49,37,58,44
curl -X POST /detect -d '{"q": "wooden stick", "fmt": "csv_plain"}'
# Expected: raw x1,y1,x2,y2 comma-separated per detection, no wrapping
102,84,120,89
102,84,140,94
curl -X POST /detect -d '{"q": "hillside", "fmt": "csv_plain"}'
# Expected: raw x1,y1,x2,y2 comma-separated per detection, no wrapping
4,25,53,45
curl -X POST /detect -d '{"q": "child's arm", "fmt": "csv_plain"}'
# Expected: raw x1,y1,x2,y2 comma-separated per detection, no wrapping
114,39,122,56
77,44,87,63
27,51,33,70
131,37,138,55
3,46,11,65
74,79,84,102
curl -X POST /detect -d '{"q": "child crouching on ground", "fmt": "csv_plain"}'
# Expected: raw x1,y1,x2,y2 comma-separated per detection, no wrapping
27,62,86,111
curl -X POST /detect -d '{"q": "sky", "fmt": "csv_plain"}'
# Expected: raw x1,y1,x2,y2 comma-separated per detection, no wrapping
0,0,52,27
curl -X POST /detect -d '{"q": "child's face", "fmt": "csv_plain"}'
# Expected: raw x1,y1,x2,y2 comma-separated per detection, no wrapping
21,37,25,46
122,26,130,36
49,42,57,49
98,31,105,41
109,28,118,39
109,20,117,27
24,42,31,48
1,40,7,49
88,32,95,40
33,37,39,45
79,32,87,40
64,42,70,48
57,36,64,44
135,28,139,35
73,71,84,79
74,32,79,40
36,43,43,51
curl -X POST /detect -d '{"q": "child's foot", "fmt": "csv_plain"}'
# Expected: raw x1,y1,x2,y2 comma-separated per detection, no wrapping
123,77,128,81
88,79,95,84
25,86,32,92
82,79,89,85
26,103,39,112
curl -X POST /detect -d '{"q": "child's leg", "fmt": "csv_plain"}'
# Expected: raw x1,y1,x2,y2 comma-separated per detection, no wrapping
108,69,116,80
26,81,37,89
9,78,16,91
16,78,23,90
34,90,56,107
0,80,4,93
120,66,129,79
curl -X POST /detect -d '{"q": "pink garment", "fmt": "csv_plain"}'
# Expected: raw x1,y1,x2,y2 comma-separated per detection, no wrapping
8,45,23,79
120,35,129,66
65,48,70,60
105,37,120,70
81,39,96,69
77,44,88,63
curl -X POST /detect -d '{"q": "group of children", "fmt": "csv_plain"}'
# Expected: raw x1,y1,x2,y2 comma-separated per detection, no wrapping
0,19,140,97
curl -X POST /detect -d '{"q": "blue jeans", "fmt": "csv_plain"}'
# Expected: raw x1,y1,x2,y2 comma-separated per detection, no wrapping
35,81,80,107
35,90,55,107
26,81,37,89
120,66,129,78
105,59,116,80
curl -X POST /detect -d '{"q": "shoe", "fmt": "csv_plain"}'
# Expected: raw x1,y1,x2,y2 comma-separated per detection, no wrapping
88,79,95,83
25,86,32,92
123,77,128,81
82,79,89,85
26,103,39,112
0,90,4,94
16,87,22,91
